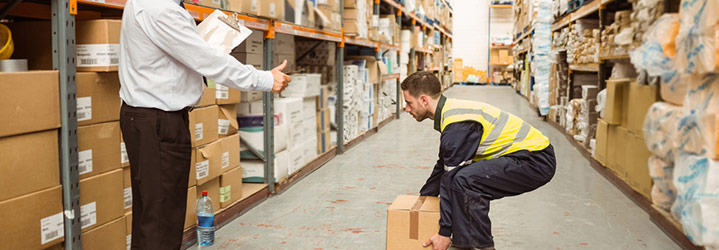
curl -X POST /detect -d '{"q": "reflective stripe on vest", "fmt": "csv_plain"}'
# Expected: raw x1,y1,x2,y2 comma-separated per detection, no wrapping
440,98,550,161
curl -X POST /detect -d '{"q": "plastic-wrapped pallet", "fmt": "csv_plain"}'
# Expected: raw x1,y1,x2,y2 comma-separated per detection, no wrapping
532,0,553,115
675,0,717,75
648,156,676,211
671,154,719,248
643,102,683,162
680,74,719,160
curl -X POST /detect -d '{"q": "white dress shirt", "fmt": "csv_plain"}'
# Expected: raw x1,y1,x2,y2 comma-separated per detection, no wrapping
119,0,273,111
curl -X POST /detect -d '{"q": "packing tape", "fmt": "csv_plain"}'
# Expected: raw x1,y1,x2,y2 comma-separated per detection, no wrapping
409,196,427,240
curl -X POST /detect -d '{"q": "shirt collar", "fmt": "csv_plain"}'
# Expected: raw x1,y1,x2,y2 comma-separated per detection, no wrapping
434,95,447,132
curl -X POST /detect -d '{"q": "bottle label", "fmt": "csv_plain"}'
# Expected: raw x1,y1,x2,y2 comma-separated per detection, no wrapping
197,214,215,227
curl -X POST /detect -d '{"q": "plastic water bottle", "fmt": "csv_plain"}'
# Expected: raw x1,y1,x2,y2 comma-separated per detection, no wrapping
196,191,215,246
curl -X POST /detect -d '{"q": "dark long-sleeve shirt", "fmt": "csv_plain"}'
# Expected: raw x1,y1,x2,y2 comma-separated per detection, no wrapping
419,96,485,237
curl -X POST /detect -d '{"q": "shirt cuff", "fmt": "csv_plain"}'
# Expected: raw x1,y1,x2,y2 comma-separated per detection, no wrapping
439,226,452,237
255,70,274,92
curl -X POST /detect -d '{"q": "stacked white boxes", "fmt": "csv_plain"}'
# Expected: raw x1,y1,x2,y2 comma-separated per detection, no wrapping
342,64,362,141
280,73,322,174
378,79,398,122
237,98,293,183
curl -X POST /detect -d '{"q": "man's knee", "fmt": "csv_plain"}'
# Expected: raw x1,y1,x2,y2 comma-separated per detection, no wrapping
451,168,474,191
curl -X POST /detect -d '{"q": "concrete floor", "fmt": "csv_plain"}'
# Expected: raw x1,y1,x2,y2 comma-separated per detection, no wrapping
191,85,680,250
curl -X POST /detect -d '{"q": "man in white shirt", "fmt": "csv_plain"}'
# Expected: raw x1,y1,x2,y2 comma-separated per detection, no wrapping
118,0,290,249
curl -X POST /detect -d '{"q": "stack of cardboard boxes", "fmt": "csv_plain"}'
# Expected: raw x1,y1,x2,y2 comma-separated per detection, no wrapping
182,79,243,231
316,0,342,33
593,80,658,199
3,19,129,249
343,0,369,38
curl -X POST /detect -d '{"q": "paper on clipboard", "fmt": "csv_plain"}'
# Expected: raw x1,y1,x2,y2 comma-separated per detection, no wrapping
197,10,253,54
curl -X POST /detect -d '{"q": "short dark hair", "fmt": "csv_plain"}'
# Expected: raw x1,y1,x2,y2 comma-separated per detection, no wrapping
400,71,442,99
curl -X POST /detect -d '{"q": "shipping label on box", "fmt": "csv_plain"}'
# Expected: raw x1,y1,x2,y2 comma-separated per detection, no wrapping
214,83,243,104
219,133,241,172
0,186,64,249
386,195,440,250
220,166,243,208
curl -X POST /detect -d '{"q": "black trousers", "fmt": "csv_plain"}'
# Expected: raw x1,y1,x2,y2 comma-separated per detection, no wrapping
120,103,192,250
440,145,556,248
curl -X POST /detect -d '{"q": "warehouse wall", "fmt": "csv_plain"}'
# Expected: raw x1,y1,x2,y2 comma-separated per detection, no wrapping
452,0,490,70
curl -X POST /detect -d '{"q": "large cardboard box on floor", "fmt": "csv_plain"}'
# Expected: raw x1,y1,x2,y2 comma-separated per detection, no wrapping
76,19,122,72
76,72,121,126
185,186,198,229
194,139,224,185
0,130,59,201
197,177,221,211
78,121,122,180
189,105,219,147
218,104,239,138
82,217,126,250
0,71,60,137
606,125,629,179
79,168,124,233
593,118,608,166
123,167,132,213
220,166,244,208
386,195,440,250
0,185,63,250
218,133,241,173
625,131,653,199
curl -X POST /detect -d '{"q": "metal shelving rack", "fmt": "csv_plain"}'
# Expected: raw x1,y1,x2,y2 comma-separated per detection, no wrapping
2,0,453,248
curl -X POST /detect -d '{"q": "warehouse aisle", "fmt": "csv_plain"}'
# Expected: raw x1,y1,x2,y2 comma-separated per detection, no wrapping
190,85,679,250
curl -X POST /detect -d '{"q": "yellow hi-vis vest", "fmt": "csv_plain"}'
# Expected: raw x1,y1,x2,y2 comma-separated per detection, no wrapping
439,98,550,161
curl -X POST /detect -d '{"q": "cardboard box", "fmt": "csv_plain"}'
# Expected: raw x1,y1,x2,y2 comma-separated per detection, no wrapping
317,85,331,110
225,0,243,12
196,177,221,211
184,186,197,229
343,0,357,8
82,217,126,250
241,91,264,103
241,0,259,15
498,49,509,63
386,195,440,250
347,56,386,84
79,169,124,233
194,139,224,185
259,0,284,19
593,119,608,166
218,133,241,173
281,73,321,98
316,108,332,132
343,8,360,19
215,84,243,105
317,129,332,153
344,19,362,36
231,52,264,69
78,121,122,179
125,211,132,236
76,72,121,126
272,33,296,55
218,104,239,137
0,130,59,201
189,105,219,147
123,167,132,213
604,79,628,126
302,97,317,119
193,0,222,8
625,131,653,199
220,166,244,208
233,31,264,56
0,71,60,137
197,87,216,107
273,52,296,72
627,81,659,135
0,186,63,249
76,20,122,72
607,126,629,179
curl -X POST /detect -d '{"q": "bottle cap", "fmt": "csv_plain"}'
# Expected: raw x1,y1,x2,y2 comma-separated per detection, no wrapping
202,191,208,196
